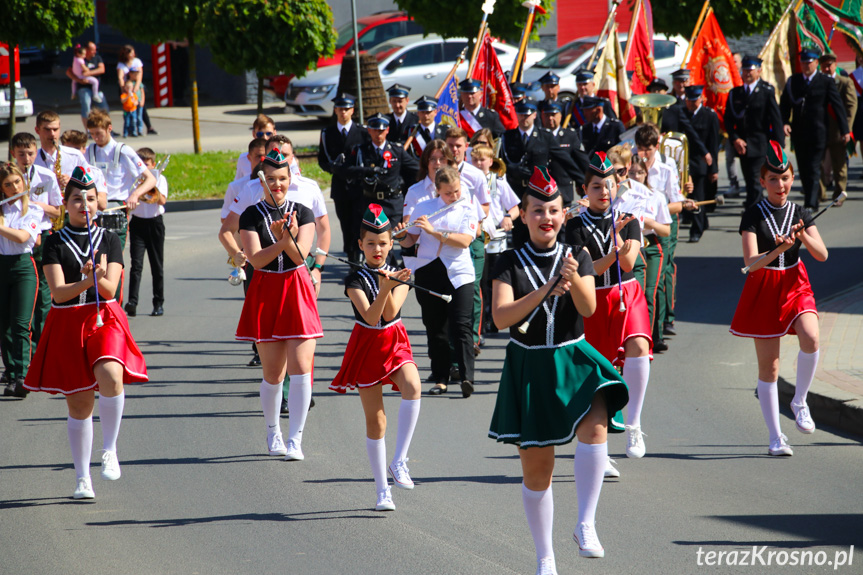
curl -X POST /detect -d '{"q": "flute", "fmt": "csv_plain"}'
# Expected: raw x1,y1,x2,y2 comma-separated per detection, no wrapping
393,197,466,237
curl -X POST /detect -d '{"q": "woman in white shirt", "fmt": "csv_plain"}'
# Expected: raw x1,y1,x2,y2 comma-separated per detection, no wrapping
395,166,478,397
117,45,156,135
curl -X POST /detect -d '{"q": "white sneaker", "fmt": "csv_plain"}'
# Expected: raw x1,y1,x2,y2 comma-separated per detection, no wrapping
284,440,305,461
73,477,95,499
389,458,414,489
100,450,121,480
573,522,605,558
535,556,558,575
92,92,104,104
603,457,620,479
267,431,288,456
791,403,816,434
624,424,646,458
375,487,395,511
768,434,794,456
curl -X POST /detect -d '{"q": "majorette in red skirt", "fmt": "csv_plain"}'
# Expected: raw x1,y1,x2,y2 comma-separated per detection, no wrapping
584,278,654,366
330,320,416,393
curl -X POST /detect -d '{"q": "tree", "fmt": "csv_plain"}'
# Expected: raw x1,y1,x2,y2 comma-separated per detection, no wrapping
394,0,553,42
650,0,788,39
201,0,336,114
108,0,207,153
0,0,93,153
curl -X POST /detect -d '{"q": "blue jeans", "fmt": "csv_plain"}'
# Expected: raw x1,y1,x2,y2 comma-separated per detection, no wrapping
123,111,138,136
78,86,109,119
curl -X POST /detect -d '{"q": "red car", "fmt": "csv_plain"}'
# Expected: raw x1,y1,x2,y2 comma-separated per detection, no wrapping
265,11,424,99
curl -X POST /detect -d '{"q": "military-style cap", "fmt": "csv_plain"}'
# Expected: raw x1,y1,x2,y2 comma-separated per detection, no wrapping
580,96,602,109
361,203,392,233
818,52,838,63
741,55,762,69
671,69,691,81
540,100,563,114
414,95,438,112
526,166,560,202
684,85,704,100
588,151,614,177
332,93,356,108
575,69,595,83
367,113,390,129
764,141,790,173
510,82,529,97
646,77,669,93
458,79,482,93
538,71,560,85
515,98,538,114
68,166,96,191
799,49,820,62
262,148,290,168
386,84,411,98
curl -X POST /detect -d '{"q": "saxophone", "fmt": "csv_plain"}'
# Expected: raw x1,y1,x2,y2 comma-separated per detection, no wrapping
51,140,66,230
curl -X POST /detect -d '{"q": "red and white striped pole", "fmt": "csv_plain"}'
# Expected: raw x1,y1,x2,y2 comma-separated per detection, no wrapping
151,43,173,108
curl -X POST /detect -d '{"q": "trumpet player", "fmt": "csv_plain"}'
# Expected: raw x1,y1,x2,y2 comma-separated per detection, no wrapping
33,110,90,192
125,148,167,318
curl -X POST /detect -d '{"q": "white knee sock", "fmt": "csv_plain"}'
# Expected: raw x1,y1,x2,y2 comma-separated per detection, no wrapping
366,437,388,492
574,441,606,526
287,373,312,445
259,379,283,434
793,350,819,406
757,379,781,442
67,416,93,480
98,393,125,453
392,399,420,465
623,356,650,427
522,483,555,563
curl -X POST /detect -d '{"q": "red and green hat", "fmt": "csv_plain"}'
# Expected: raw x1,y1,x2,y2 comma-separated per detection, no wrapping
764,141,789,173
588,151,614,177
262,148,289,169
362,203,392,233
526,166,559,201
67,166,96,191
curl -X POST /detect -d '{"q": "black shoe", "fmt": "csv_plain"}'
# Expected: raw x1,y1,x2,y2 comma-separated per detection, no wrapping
3,380,16,396
247,353,261,367
150,306,164,317
124,303,136,317
449,366,460,383
428,383,448,395
688,235,701,243
663,322,677,336
281,397,289,415
653,340,668,353
460,380,475,398
147,128,159,135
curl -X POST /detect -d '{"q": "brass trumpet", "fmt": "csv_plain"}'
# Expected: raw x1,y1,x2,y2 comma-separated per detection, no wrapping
629,94,689,193
51,140,66,231
140,154,171,204
659,132,689,195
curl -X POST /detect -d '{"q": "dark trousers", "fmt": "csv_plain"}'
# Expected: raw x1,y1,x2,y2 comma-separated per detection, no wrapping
0,254,38,380
127,215,165,308
689,174,708,238
633,238,663,336
30,230,52,347
333,197,356,257
469,238,485,345
740,155,765,209
657,214,678,334
415,259,474,383
793,140,826,209
481,251,502,333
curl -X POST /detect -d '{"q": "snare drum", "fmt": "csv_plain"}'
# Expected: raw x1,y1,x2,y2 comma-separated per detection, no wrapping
98,211,128,233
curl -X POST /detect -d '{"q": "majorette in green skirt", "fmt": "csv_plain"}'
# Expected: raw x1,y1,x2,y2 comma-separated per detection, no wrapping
489,336,628,448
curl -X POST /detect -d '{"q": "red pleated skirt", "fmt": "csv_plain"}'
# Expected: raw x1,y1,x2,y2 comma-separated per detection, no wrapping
584,278,653,366
235,266,323,342
24,300,148,395
730,261,818,338
329,321,415,394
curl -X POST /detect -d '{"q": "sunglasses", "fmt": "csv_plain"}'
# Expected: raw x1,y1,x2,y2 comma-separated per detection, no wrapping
255,131,274,138
615,167,628,177
474,140,489,146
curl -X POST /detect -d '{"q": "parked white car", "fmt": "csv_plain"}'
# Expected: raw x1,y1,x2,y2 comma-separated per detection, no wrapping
286,34,545,118
522,34,689,101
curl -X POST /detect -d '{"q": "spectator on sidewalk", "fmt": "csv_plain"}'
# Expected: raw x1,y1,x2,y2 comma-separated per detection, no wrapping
117,45,158,136
68,41,109,129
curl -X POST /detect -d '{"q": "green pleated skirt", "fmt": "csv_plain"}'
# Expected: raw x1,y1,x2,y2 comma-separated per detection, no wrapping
488,337,629,448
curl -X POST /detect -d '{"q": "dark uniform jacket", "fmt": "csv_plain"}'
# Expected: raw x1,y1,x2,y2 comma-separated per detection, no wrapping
725,80,785,158
385,111,420,145
407,123,450,157
318,122,368,200
580,116,624,155
543,126,589,204
462,105,506,139
685,105,721,177
661,101,709,158
570,97,617,127
780,71,849,147
341,139,419,201
501,126,580,199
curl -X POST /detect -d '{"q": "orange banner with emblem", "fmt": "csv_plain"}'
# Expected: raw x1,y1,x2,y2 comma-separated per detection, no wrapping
686,9,742,126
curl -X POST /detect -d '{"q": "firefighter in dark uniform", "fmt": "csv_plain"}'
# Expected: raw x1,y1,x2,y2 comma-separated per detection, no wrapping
540,100,588,206
646,77,712,177
579,96,624,155
725,55,785,209
458,79,505,139
683,85,721,243
510,82,529,104
571,69,616,127
406,95,449,158
385,84,419,146
318,93,369,263
670,69,689,102
342,113,419,249
780,49,851,209
538,71,573,119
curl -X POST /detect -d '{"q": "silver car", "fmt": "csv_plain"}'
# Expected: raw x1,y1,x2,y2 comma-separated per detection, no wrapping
286,34,545,118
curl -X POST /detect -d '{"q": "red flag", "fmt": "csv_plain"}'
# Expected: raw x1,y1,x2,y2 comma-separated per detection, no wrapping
686,9,742,126
471,32,518,130
626,0,656,95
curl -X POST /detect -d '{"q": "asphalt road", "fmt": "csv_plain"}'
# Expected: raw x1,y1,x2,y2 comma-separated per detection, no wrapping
2,179,862,574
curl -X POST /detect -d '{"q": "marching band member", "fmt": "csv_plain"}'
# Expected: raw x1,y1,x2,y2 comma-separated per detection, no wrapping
489,165,627,570
221,138,266,222
33,110,90,191
24,166,147,499
330,205,422,512
236,114,276,179
730,143,828,456
235,149,321,461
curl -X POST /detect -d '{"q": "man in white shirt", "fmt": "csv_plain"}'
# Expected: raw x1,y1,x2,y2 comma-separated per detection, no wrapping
33,110,89,192
235,114,276,179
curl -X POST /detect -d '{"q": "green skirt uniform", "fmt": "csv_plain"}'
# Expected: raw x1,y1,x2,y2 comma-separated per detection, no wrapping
488,337,628,448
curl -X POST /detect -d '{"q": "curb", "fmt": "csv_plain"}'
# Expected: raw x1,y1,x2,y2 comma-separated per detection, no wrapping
165,199,224,213
777,377,863,439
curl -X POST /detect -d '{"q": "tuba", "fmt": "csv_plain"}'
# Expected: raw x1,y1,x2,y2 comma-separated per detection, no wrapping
629,94,689,192
51,140,66,230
